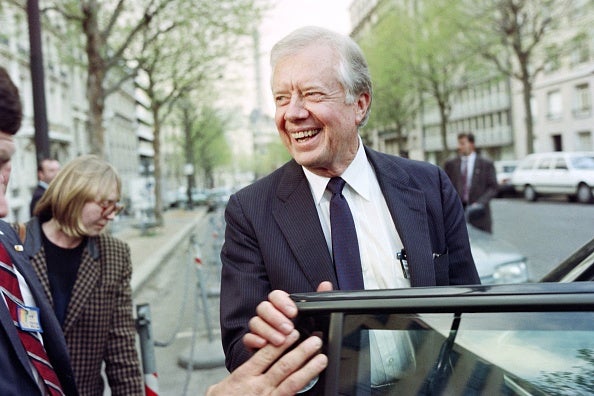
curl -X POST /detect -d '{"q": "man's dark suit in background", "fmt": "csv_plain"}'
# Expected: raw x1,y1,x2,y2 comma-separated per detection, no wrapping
443,132,499,233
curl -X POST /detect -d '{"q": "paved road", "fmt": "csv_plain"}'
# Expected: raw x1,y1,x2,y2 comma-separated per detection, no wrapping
491,197,594,280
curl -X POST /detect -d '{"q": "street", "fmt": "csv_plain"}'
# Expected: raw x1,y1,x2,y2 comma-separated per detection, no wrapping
491,197,594,280
131,198,594,395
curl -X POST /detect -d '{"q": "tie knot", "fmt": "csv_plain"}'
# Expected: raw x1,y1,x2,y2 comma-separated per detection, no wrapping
327,177,346,195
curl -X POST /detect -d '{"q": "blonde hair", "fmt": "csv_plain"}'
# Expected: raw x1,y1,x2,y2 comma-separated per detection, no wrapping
34,155,121,237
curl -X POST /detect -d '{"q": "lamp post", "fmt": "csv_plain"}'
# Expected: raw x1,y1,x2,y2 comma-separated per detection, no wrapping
27,0,50,165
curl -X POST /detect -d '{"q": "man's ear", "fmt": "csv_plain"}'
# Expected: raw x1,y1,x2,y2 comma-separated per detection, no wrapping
354,92,371,125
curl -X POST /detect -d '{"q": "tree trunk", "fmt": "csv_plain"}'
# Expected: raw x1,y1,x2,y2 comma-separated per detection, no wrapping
152,103,164,226
521,72,534,154
82,1,106,157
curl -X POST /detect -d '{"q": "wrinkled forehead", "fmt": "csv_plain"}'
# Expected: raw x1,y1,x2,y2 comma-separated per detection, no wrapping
0,132,16,162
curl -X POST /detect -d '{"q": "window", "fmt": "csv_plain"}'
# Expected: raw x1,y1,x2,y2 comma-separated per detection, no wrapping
543,44,561,73
573,83,591,117
554,158,567,170
570,33,590,66
547,90,562,120
537,158,552,170
577,131,592,151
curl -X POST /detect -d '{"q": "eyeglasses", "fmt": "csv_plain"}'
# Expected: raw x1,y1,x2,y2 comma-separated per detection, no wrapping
95,199,124,216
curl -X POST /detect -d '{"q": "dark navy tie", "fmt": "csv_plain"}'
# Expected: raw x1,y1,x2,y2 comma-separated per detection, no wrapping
327,177,364,290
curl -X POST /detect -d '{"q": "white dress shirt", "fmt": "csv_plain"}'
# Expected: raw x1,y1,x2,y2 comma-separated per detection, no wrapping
303,137,416,385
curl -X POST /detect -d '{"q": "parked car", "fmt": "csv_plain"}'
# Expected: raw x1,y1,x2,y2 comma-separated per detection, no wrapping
170,187,209,208
290,237,594,395
205,187,232,211
494,160,519,197
510,151,594,203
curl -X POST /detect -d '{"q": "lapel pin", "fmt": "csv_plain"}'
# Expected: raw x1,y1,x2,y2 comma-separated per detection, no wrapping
14,245,24,252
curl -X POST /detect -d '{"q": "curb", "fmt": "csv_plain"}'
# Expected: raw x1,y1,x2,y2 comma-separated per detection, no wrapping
130,215,203,296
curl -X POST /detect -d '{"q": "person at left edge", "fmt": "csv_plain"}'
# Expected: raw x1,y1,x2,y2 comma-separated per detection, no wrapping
22,155,143,395
0,65,78,395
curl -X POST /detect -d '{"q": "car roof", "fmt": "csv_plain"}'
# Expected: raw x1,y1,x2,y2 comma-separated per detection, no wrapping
291,282,594,314
521,151,594,159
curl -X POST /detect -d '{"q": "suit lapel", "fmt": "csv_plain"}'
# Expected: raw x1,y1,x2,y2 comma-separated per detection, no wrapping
30,251,53,306
272,161,338,289
366,149,436,286
63,241,100,334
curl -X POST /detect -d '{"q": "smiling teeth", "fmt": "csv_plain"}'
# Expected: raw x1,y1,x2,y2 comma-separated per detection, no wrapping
292,130,318,139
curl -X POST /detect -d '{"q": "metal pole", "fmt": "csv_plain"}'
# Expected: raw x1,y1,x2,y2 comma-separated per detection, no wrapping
136,304,159,396
177,234,225,370
26,0,50,163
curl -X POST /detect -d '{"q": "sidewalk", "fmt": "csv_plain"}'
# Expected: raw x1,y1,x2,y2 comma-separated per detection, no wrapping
110,208,206,294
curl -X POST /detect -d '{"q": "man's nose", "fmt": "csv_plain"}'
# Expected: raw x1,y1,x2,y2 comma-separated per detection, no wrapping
285,95,308,120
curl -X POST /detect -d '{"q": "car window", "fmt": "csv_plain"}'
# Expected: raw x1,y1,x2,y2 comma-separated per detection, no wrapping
571,155,594,169
554,158,568,170
537,158,552,170
518,158,535,170
331,311,594,395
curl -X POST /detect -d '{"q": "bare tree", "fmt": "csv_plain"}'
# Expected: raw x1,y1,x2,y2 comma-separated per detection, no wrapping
133,0,263,224
371,0,480,161
44,0,177,157
464,0,580,154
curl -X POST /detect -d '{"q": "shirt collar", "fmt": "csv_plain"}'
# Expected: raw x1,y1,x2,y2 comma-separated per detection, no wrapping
303,136,373,204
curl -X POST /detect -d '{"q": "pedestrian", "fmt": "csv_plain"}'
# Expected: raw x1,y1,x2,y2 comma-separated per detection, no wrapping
220,24,480,381
0,65,79,395
443,132,498,233
21,154,144,395
30,157,61,217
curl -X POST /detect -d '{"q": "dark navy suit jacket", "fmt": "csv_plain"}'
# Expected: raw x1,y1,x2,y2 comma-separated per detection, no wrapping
443,154,498,232
0,220,78,395
220,147,480,370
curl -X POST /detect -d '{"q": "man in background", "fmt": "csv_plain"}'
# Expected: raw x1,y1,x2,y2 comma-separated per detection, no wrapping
30,157,60,216
444,132,498,233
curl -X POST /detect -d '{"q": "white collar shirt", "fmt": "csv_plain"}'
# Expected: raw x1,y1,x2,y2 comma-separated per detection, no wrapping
303,138,414,385
462,151,477,188
303,137,410,290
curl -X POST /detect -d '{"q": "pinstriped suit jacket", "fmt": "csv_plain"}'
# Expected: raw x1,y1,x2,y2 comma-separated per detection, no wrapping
0,220,79,395
220,146,480,371
21,217,143,396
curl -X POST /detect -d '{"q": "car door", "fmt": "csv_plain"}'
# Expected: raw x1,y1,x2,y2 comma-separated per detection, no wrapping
291,283,594,395
549,156,573,194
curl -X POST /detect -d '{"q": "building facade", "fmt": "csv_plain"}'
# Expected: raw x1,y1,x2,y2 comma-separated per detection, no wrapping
349,0,594,164
0,4,145,222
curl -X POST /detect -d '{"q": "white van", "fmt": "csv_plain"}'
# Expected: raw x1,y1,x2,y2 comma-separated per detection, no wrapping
511,152,594,203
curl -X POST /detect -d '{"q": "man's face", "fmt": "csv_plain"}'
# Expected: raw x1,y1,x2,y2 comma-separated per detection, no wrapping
39,159,60,183
271,43,370,177
457,137,474,157
0,132,16,217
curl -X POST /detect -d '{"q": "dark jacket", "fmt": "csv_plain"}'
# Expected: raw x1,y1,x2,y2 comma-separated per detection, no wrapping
0,220,78,395
220,146,480,371
443,155,499,233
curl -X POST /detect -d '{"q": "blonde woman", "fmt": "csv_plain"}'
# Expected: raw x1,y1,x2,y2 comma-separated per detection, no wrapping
22,155,142,395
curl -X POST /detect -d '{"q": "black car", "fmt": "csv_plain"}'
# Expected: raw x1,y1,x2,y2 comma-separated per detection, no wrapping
290,238,594,395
